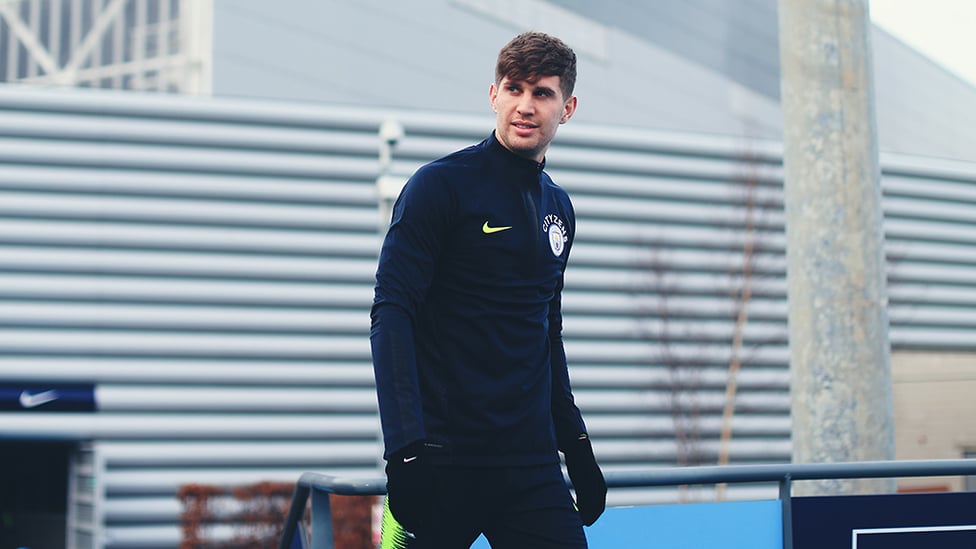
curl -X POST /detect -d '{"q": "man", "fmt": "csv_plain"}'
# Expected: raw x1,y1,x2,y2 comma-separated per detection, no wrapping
371,31,606,548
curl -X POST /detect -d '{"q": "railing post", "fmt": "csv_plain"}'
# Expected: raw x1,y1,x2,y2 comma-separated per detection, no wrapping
279,483,310,549
779,473,793,549
310,488,335,549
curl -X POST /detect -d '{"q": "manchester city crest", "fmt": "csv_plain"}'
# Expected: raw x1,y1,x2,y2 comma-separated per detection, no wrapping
543,214,567,257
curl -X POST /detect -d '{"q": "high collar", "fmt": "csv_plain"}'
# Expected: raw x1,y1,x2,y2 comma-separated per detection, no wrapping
486,131,546,175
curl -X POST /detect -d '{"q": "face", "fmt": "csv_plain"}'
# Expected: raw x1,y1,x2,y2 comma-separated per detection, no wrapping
490,74,577,163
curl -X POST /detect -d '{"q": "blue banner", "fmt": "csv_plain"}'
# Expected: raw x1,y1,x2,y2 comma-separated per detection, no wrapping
793,491,976,549
0,384,96,412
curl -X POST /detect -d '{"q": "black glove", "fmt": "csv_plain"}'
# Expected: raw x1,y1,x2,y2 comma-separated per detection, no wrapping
563,433,607,526
385,440,434,534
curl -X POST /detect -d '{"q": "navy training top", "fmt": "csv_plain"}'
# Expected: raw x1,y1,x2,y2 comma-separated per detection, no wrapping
370,132,587,466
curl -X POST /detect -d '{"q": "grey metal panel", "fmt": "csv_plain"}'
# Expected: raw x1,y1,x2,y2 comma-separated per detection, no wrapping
98,441,381,466
586,414,791,437
92,386,376,412
877,158,976,349
0,302,366,332
0,219,381,255
0,201,374,234
570,367,790,391
0,137,377,178
0,413,381,439
0,110,381,154
888,284,976,307
0,165,375,204
0,246,378,280
0,330,369,358
0,275,374,311
0,358,375,385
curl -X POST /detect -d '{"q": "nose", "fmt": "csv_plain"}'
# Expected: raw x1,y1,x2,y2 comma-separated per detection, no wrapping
516,94,535,116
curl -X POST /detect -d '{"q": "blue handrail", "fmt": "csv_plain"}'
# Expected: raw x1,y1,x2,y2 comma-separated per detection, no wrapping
279,458,976,549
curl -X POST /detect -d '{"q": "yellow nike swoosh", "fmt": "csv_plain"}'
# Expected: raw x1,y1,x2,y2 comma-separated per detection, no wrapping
482,221,513,234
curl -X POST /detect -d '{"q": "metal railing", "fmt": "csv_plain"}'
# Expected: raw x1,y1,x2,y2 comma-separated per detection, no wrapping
279,459,976,549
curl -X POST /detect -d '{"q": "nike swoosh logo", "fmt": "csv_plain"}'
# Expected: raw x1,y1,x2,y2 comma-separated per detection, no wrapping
402,456,418,463
19,389,60,409
482,221,512,234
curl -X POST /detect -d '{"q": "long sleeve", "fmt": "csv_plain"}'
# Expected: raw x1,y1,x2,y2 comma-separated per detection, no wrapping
371,302,424,458
549,275,587,451
370,165,453,458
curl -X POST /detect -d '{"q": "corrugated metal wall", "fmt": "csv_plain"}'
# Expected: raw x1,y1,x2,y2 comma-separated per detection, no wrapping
2,84,976,546
0,85,388,548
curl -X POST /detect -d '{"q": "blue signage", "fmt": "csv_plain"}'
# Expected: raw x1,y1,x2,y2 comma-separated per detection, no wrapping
793,491,976,549
854,525,976,548
0,384,96,412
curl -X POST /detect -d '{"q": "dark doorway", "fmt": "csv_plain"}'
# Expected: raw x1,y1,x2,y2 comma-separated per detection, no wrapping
0,441,72,548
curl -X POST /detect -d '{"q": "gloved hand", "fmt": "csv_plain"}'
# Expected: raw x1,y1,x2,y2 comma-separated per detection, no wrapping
563,433,607,526
385,440,434,534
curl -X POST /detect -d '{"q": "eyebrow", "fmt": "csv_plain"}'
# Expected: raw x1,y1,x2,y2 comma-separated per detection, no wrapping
506,79,555,93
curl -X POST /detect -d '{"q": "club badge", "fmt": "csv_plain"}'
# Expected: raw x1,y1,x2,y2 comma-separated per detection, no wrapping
543,214,567,257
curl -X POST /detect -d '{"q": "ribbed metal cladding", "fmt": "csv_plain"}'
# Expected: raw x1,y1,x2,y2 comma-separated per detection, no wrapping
549,125,793,488
2,85,976,545
0,86,391,548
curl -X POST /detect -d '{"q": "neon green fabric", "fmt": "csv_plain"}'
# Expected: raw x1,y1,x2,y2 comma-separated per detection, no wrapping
380,495,411,549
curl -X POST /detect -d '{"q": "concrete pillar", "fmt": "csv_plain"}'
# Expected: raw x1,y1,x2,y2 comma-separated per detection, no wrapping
777,0,895,495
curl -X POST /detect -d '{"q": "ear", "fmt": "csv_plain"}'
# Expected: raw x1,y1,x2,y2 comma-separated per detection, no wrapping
489,82,498,112
560,95,578,124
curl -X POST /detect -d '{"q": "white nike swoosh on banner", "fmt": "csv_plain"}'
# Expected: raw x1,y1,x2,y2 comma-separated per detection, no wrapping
19,389,60,409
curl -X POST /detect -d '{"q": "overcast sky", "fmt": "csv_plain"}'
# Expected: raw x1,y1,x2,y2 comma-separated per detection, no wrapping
870,0,976,86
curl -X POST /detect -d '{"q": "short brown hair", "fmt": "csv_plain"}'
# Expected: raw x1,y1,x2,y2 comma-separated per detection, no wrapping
495,32,577,100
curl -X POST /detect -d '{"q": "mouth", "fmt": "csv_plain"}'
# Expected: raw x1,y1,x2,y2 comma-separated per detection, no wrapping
511,121,538,135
